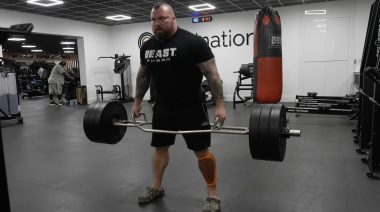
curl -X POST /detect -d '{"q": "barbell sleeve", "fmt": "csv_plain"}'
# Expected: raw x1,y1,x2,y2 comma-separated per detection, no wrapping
288,129,301,137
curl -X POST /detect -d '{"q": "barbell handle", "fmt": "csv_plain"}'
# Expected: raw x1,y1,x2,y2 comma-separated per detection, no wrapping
132,112,147,125
114,119,249,134
114,119,301,138
213,117,224,130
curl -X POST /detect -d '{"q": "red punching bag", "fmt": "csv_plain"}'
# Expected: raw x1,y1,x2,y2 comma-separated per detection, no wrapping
254,7,282,103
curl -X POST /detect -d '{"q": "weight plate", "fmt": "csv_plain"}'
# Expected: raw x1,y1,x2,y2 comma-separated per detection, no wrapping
249,104,287,161
83,102,103,142
83,101,127,144
257,104,272,160
268,104,287,161
99,101,128,144
249,104,263,160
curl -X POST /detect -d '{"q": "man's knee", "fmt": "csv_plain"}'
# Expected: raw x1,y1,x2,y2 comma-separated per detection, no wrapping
154,146,170,156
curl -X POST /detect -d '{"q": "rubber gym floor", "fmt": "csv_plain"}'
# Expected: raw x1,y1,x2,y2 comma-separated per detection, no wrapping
2,97,380,212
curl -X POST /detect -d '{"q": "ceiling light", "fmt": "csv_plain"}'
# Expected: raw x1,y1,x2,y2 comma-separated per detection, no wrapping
26,0,64,7
305,10,326,15
7,37,26,41
189,3,215,11
317,24,326,28
31,49,43,52
22,45,36,48
60,41,75,45
106,15,132,21
64,51,74,54
62,47,74,50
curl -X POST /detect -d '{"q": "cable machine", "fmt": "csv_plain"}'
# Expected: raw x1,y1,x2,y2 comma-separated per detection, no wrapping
97,54,134,102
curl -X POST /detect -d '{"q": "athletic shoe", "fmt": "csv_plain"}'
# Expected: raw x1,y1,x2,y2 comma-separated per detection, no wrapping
49,101,57,105
58,100,64,106
202,197,221,212
138,186,165,204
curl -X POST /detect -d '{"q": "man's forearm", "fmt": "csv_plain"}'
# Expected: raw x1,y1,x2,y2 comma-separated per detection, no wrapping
135,66,150,101
198,58,224,104
207,77,224,103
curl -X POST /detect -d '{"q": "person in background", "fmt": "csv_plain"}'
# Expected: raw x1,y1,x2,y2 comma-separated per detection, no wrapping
131,2,226,212
37,66,44,79
47,61,73,105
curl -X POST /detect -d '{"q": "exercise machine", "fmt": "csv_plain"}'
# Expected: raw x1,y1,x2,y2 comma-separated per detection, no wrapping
97,54,134,102
233,63,255,108
0,58,23,127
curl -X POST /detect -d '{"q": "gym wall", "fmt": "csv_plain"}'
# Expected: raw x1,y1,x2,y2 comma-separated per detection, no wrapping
0,0,373,103
110,0,372,102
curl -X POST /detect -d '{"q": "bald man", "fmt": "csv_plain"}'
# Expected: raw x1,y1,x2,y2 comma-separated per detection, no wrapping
132,2,226,212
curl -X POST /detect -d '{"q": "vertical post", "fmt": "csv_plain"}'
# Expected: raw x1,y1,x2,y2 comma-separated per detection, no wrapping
0,123,11,211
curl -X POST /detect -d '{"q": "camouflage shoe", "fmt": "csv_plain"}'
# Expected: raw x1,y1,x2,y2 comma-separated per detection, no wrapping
138,186,165,204
202,197,221,212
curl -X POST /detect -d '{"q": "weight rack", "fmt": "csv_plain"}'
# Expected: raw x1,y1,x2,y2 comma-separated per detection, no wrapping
286,92,358,116
354,0,380,179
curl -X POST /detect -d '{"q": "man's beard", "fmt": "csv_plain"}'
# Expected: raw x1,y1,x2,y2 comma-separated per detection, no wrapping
154,29,171,41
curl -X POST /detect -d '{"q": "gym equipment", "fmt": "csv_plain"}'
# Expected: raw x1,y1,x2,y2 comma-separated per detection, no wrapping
95,85,121,101
354,0,380,179
286,105,355,115
97,54,134,102
76,86,87,105
0,22,33,211
286,91,358,116
0,58,23,127
233,63,255,108
295,92,358,108
254,6,282,103
82,101,301,162
0,122,11,211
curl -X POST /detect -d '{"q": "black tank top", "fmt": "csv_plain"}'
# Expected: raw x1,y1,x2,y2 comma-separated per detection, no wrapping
140,28,214,105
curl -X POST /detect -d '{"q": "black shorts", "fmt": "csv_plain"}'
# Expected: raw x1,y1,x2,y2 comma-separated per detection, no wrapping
151,102,211,151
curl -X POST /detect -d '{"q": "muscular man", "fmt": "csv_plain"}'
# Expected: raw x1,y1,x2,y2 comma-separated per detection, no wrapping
131,2,226,212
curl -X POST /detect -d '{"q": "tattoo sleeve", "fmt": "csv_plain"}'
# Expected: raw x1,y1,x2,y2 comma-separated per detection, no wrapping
197,58,224,102
135,65,151,101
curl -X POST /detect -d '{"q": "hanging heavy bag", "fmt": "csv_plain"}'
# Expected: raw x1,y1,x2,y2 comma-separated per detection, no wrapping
254,7,282,103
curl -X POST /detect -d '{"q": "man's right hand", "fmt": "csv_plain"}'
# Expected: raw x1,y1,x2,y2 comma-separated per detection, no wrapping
131,100,142,118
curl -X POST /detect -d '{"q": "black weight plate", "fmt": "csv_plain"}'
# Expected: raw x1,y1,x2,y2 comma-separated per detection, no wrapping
249,104,264,160
256,104,272,160
85,101,107,143
268,104,287,161
99,101,128,144
83,102,103,142
90,101,110,143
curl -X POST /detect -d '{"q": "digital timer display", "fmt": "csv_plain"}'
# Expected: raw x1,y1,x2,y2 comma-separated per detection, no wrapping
192,16,213,23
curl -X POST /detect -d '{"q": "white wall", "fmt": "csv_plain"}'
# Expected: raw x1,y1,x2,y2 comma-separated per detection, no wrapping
0,0,373,103
0,9,113,103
